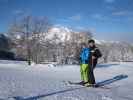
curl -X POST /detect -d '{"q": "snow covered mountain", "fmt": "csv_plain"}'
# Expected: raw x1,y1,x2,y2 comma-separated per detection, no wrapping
12,25,123,44
10,25,133,63
47,26,125,45
47,26,72,42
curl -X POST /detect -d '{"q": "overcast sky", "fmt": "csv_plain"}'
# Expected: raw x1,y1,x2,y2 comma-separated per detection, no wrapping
0,0,133,43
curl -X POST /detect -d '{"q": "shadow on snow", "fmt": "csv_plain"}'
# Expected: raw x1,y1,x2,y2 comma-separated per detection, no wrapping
96,74,128,87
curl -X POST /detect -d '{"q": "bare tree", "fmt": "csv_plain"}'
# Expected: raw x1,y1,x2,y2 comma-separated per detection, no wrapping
8,15,52,65
63,31,92,64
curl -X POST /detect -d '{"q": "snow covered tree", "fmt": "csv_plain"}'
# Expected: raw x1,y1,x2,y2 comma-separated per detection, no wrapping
97,41,133,63
63,31,92,64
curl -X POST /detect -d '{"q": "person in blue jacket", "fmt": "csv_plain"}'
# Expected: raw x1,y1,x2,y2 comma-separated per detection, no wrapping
79,43,91,86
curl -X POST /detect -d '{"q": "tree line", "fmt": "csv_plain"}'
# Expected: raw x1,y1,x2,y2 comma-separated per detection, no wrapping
1,15,133,65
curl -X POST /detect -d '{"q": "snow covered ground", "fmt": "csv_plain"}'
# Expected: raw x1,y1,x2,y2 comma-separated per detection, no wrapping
0,60,133,100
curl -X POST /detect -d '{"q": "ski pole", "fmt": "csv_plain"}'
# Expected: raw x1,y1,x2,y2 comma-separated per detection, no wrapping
91,50,94,70
91,57,93,70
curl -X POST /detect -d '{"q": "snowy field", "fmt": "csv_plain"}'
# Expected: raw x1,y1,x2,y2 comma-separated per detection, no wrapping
0,60,133,100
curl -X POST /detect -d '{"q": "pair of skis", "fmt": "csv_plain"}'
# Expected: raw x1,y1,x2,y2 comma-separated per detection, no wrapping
63,81,110,89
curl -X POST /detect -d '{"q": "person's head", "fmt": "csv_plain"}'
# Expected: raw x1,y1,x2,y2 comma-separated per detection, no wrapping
81,43,87,48
88,39,95,47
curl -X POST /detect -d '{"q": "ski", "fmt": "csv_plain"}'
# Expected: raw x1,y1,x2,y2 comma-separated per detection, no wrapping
63,81,111,89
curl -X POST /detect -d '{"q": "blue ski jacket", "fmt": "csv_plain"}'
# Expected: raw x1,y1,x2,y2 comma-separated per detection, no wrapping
80,48,90,64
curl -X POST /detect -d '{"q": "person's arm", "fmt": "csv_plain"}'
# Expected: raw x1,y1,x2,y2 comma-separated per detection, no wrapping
79,49,83,62
93,48,102,59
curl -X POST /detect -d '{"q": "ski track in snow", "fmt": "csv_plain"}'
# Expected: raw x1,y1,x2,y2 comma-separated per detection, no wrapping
0,60,133,100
